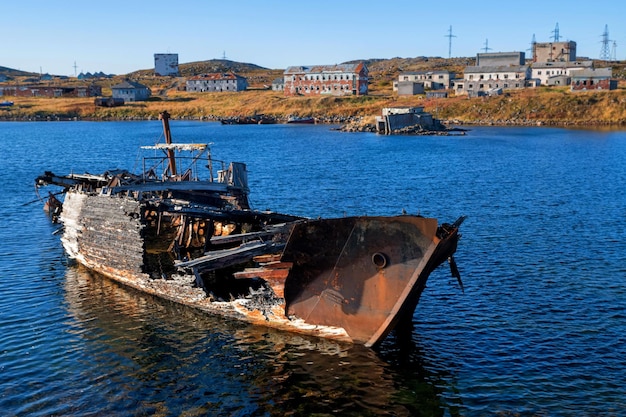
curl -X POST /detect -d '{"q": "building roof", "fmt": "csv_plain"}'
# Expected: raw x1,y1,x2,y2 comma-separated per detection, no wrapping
464,65,528,74
284,62,367,75
571,68,612,79
187,72,245,81
532,61,592,70
399,70,452,75
111,80,149,89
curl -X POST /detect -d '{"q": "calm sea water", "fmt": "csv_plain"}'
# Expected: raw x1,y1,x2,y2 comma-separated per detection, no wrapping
1,120,625,416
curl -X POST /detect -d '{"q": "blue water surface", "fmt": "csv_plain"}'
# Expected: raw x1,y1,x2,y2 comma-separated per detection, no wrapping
0,121,625,416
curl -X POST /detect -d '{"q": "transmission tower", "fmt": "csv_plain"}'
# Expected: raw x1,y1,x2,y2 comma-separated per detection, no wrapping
599,25,611,60
445,26,456,59
73,61,78,77
611,41,618,61
551,23,560,42
482,39,492,53
528,33,536,59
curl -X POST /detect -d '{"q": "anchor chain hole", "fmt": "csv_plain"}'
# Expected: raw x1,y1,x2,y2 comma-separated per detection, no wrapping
371,252,388,268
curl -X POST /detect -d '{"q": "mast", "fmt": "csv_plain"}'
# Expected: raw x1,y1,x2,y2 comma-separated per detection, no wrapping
159,111,177,177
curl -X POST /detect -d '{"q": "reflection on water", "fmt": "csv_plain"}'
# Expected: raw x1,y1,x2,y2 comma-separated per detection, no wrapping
61,266,453,416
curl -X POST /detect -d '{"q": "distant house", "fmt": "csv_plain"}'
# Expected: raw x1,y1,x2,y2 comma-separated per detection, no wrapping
394,70,454,91
283,62,368,96
546,75,571,86
426,91,448,99
531,61,592,85
454,51,534,96
271,78,284,92
476,52,525,67
78,72,114,80
397,81,425,96
186,73,248,92
455,65,532,96
0,85,102,98
111,80,151,102
571,68,617,91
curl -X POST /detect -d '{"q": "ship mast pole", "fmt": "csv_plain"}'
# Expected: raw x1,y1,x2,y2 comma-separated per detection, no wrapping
159,111,177,177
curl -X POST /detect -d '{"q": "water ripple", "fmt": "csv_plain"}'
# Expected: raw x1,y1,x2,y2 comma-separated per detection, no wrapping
2,123,626,415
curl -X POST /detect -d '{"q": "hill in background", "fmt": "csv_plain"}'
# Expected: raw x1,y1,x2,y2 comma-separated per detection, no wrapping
0,66,37,78
0,56,476,86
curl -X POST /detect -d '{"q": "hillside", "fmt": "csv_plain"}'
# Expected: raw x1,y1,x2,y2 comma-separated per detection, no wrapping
1,58,626,126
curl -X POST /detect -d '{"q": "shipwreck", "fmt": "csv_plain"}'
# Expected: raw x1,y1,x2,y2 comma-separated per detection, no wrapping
35,111,464,347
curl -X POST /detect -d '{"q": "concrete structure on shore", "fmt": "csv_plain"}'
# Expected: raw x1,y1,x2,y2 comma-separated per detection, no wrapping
375,106,444,135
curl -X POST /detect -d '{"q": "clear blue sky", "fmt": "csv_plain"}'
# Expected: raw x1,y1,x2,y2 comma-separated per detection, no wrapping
3,0,624,76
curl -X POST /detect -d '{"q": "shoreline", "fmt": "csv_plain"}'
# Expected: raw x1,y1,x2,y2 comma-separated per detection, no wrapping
1,114,625,129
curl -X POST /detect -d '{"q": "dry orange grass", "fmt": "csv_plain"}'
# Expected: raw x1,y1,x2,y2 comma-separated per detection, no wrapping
2,85,626,126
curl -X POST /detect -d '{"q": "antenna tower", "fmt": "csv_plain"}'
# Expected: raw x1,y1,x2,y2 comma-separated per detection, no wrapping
222,51,227,60
599,25,611,60
482,39,492,53
445,26,456,59
73,61,78,77
551,23,560,42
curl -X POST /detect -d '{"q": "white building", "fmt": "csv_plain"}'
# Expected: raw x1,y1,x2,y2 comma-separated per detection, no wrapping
186,73,248,92
154,53,179,76
530,61,592,86
455,65,533,96
111,80,151,102
393,70,455,92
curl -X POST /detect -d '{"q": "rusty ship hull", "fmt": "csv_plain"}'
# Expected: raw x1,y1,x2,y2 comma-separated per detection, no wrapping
36,112,463,347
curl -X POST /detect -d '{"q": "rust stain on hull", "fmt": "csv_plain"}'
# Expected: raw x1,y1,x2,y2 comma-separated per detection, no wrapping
283,216,450,345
